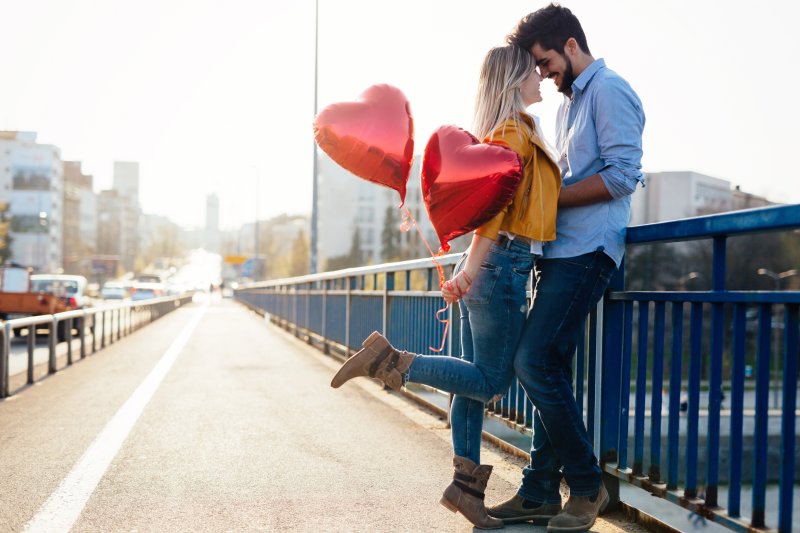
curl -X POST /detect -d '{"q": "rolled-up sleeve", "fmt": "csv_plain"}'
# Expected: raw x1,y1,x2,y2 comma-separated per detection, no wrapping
594,79,646,199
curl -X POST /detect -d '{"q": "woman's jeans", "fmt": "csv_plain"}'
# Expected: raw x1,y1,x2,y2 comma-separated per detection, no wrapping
406,237,534,464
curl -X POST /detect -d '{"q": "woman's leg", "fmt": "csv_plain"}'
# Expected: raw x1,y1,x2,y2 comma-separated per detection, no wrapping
447,243,533,464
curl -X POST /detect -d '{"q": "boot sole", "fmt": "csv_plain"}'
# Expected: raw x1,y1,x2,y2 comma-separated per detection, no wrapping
440,495,504,530
546,491,610,532
493,514,557,525
330,331,384,388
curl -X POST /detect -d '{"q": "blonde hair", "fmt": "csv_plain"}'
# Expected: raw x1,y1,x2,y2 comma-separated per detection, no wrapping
472,45,536,142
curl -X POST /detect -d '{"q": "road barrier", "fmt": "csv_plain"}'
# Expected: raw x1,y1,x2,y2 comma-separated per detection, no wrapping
0,293,195,398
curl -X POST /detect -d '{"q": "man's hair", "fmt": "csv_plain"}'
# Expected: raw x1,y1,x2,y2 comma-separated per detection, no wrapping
507,3,591,55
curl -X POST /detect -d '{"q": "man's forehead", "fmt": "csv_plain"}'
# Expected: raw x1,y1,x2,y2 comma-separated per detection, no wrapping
530,44,552,62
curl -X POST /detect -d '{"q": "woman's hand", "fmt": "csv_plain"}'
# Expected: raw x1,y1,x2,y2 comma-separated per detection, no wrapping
442,270,473,305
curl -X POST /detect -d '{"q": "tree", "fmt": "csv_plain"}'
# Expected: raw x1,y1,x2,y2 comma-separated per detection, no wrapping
381,206,400,262
0,202,12,264
289,230,309,277
325,227,363,271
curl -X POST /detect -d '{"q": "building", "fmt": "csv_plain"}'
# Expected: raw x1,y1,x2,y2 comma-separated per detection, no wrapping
96,190,122,260
630,171,773,226
205,194,220,253
316,153,437,269
0,131,63,272
111,161,141,271
63,161,97,275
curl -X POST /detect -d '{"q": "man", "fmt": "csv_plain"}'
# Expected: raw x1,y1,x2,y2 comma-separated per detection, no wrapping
488,4,645,532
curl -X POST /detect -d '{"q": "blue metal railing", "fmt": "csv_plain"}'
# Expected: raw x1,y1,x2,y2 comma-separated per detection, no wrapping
236,204,799,533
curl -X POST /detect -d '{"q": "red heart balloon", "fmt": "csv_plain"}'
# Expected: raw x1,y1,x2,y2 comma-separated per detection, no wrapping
421,125,522,252
314,84,414,204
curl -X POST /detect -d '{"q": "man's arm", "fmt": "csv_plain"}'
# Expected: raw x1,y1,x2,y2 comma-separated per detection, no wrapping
565,78,645,208
558,173,612,207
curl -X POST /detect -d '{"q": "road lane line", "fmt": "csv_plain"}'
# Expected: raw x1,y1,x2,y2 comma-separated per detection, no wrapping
22,304,208,533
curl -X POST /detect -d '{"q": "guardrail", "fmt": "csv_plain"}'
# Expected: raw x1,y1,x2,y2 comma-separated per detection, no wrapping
235,204,799,533
0,293,195,398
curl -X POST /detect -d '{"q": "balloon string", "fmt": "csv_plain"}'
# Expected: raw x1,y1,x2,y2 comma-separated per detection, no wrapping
400,207,450,353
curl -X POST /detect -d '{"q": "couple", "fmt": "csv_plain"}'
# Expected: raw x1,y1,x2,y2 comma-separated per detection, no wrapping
332,4,645,532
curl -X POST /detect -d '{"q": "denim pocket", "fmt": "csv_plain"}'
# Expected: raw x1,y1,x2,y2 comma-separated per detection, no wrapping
463,262,501,305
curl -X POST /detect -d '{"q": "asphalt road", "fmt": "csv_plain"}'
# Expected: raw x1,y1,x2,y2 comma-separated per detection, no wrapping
0,297,644,532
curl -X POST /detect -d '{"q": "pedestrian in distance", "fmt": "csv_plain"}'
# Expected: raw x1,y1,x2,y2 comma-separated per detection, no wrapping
487,4,645,532
330,43,562,529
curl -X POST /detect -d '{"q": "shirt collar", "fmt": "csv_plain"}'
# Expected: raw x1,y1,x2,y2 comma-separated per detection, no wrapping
571,58,605,95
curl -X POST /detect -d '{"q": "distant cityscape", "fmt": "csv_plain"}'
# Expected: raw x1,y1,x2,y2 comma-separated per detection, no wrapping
0,130,777,284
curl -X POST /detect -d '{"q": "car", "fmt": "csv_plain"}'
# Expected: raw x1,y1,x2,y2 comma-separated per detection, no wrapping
100,282,130,300
30,274,89,309
130,282,165,301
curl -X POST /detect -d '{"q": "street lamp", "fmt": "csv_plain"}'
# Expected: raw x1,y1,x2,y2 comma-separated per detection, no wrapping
310,0,320,274
757,268,798,286
756,268,799,408
675,271,699,290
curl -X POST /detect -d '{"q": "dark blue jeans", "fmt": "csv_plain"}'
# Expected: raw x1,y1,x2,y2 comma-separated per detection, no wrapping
406,238,534,464
513,250,616,503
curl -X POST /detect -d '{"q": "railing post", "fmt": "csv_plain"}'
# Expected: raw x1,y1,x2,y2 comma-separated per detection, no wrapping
0,323,9,398
321,280,328,354
344,276,354,355
66,317,73,365
600,259,625,505
383,272,395,336
80,310,86,359
706,235,727,506
27,323,35,384
49,316,58,374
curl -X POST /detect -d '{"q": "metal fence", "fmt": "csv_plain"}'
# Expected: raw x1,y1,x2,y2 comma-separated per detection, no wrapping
236,204,799,533
0,293,195,398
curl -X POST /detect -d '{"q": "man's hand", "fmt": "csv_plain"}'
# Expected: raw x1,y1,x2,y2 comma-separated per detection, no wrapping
442,270,473,305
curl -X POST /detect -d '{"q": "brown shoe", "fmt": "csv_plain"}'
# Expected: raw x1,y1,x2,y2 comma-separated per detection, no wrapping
487,493,561,524
330,331,414,391
439,456,504,530
547,483,609,532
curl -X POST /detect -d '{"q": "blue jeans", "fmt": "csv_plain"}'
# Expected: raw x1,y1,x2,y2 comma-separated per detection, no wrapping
513,250,616,503
406,238,534,464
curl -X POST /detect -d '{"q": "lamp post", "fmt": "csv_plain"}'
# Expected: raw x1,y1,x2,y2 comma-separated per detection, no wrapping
756,268,799,407
309,0,319,274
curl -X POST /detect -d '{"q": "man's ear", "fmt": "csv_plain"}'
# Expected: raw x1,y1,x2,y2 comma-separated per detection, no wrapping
565,37,579,57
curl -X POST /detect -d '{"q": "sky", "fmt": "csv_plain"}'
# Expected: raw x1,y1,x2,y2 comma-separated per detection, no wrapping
2,0,799,230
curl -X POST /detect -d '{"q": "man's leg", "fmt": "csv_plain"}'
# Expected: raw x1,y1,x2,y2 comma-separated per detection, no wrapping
514,251,615,499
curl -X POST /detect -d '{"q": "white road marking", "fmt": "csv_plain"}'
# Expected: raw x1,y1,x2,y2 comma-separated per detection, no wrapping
23,304,208,533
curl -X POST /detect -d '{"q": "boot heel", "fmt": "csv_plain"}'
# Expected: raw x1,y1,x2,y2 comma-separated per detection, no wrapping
439,495,458,513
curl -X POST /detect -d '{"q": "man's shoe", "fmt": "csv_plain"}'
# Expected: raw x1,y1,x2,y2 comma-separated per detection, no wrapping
330,331,414,391
440,456,504,530
487,493,561,524
547,483,609,532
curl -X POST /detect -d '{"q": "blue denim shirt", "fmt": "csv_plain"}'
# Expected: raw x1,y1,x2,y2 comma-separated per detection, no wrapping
543,59,645,266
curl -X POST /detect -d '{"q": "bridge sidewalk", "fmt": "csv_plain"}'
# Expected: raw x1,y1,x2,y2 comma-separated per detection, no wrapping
0,298,645,532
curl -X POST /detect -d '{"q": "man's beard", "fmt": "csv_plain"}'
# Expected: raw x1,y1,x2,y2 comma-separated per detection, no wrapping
558,56,576,96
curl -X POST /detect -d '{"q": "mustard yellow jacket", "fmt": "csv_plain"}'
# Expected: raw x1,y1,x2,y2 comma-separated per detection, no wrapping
475,113,561,242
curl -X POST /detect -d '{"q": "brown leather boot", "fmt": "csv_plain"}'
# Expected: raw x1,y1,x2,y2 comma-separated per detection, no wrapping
547,482,609,532
330,331,414,391
440,456,504,530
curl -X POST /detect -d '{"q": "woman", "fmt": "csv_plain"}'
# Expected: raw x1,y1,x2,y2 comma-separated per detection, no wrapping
331,45,561,529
